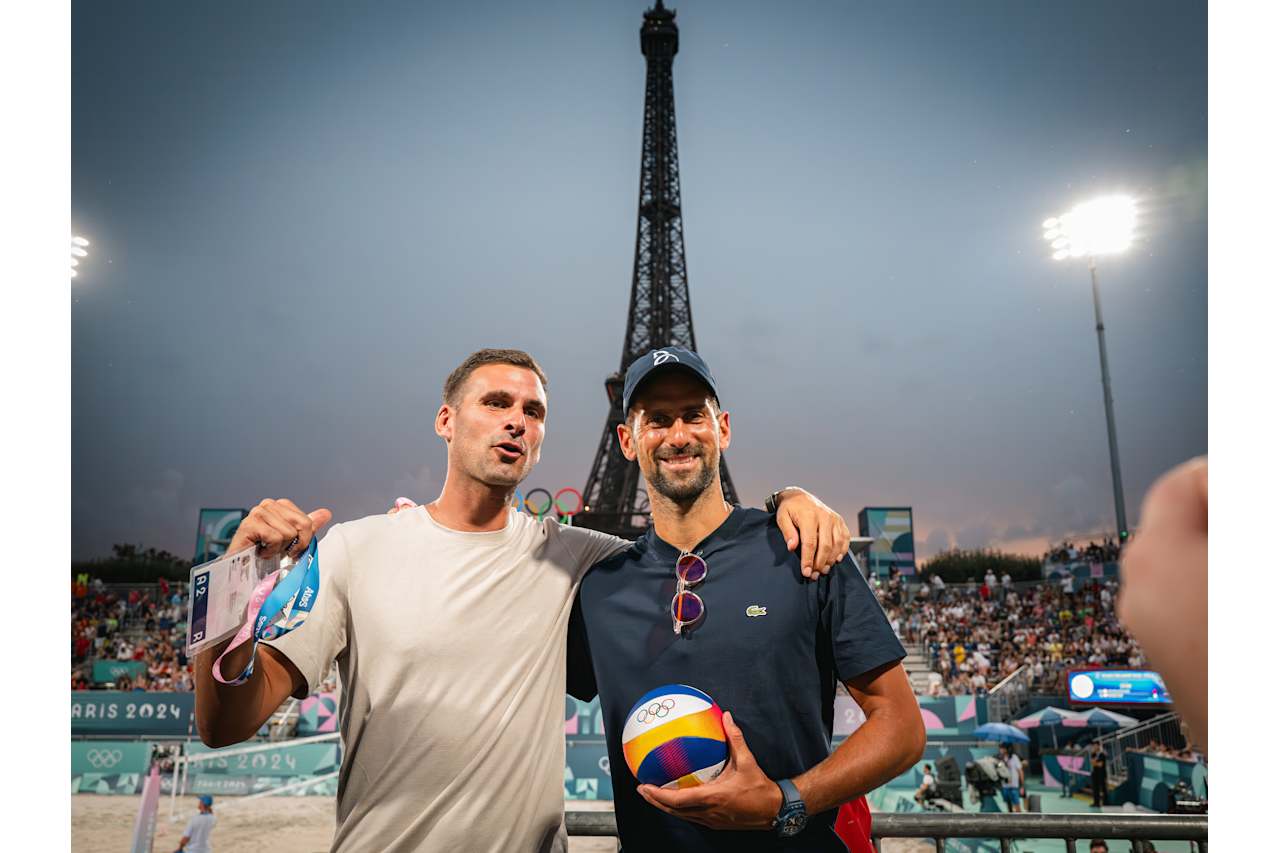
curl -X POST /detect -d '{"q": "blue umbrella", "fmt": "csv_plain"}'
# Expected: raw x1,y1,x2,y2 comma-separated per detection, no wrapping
974,722,1031,744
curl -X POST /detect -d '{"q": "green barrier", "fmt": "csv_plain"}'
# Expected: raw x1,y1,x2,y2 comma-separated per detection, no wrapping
71,741,152,776
71,740,153,794
71,692,194,736
1128,752,1208,811
91,660,146,684
72,772,144,795
180,775,255,796
185,742,341,778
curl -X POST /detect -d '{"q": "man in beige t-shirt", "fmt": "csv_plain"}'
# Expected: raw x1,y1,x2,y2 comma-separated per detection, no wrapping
194,349,849,852
267,501,626,851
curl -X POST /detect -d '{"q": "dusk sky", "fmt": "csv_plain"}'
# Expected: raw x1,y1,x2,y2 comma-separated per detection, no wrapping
71,0,1207,562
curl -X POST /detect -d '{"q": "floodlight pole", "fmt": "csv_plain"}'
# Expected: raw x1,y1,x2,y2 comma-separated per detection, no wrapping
1088,256,1128,539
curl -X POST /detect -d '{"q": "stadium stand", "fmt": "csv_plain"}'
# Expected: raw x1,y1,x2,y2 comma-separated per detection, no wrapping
74,551,1141,700
874,561,1143,697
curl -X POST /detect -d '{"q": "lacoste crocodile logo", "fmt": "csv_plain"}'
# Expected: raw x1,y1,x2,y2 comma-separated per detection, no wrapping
745,605,768,617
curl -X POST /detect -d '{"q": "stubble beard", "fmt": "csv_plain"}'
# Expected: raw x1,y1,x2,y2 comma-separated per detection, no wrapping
647,449,717,507
460,439,532,491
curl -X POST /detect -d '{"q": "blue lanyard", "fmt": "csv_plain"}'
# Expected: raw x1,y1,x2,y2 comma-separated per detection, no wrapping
257,538,321,640
212,539,321,685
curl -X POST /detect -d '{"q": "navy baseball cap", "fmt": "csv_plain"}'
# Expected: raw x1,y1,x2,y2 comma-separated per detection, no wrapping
622,346,719,414
198,795,213,807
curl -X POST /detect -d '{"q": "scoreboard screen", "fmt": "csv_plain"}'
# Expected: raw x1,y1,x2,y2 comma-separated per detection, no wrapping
1068,669,1172,706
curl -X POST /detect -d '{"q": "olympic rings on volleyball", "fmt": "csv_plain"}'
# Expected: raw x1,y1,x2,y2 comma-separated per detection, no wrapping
513,487,584,523
635,698,677,724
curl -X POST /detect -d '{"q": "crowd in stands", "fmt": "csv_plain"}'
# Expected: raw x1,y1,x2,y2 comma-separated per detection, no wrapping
875,567,1145,696
1129,738,1202,763
1043,538,1122,565
74,539,1135,702
72,577,339,696
71,578,192,692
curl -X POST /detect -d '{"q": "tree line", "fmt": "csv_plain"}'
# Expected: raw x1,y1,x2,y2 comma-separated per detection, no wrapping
918,548,1043,584
72,544,193,584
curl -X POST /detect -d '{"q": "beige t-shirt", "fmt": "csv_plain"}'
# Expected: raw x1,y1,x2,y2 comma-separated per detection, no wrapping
263,507,628,853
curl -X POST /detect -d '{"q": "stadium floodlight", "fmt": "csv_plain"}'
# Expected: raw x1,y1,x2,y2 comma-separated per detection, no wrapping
71,235,90,279
1039,196,1139,542
1042,195,1137,260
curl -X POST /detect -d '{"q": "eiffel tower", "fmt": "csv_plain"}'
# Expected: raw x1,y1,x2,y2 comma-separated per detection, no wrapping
577,1,739,539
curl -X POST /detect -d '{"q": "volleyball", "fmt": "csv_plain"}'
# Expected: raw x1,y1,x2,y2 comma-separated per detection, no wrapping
621,684,728,789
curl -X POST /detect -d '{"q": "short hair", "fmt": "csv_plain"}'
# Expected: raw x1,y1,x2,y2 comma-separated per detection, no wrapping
442,349,548,406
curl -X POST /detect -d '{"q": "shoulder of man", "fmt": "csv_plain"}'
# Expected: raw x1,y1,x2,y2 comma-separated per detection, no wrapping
332,510,405,543
290,514,399,586
730,506,797,555
736,504,775,529
573,530,645,578
331,507,503,556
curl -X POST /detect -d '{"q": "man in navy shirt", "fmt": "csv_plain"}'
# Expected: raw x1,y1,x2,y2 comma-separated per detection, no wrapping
568,347,925,851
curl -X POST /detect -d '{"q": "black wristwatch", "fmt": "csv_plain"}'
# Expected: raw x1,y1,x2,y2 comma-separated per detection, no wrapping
772,778,808,838
764,486,800,515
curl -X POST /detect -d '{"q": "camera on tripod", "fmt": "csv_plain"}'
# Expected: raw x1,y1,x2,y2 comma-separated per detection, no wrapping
965,755,1011,800
1167,780,1207,815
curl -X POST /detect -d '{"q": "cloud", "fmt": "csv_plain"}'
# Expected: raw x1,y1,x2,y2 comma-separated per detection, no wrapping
1160,158,1208,224
389,464,438,504
1001,517,1053,540
1046,474,1106,535
349,464,440,517
920,527,953,558
953,521,998,551
1001,523,1032,540
125,468,187,529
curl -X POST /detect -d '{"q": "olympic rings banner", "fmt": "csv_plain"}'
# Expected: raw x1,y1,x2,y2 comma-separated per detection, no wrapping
71,691,195,736
72,741,152,776
513,487,583,523
92,659,147,684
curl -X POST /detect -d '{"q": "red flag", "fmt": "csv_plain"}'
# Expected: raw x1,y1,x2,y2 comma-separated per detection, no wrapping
834,796,875,853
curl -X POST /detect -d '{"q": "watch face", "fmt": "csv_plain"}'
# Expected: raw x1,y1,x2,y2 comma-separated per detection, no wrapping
779,812,806,837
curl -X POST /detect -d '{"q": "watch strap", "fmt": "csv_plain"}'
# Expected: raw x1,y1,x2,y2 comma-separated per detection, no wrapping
765,486,800,514
773,777,807,837
776,777,803,808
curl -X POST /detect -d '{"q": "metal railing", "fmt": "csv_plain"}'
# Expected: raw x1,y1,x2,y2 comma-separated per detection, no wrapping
267,697,301,741
1093,710,1187,781
870,813,1206,852
986,664,1033,723
901,576,1113,597
564,811,1208,851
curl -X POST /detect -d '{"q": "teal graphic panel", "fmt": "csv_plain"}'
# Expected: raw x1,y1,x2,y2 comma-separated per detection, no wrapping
296,692,339,735
72,772,144,794
185,742,341,777
564,695,604,735
92,660,146,684
194,508,247,563
158,773,340,797
564,739,611,800
858,507,917,575
71,692,195,736
72,741,152,777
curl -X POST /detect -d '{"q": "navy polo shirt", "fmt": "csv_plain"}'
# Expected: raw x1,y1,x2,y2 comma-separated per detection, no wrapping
567,507,905,852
